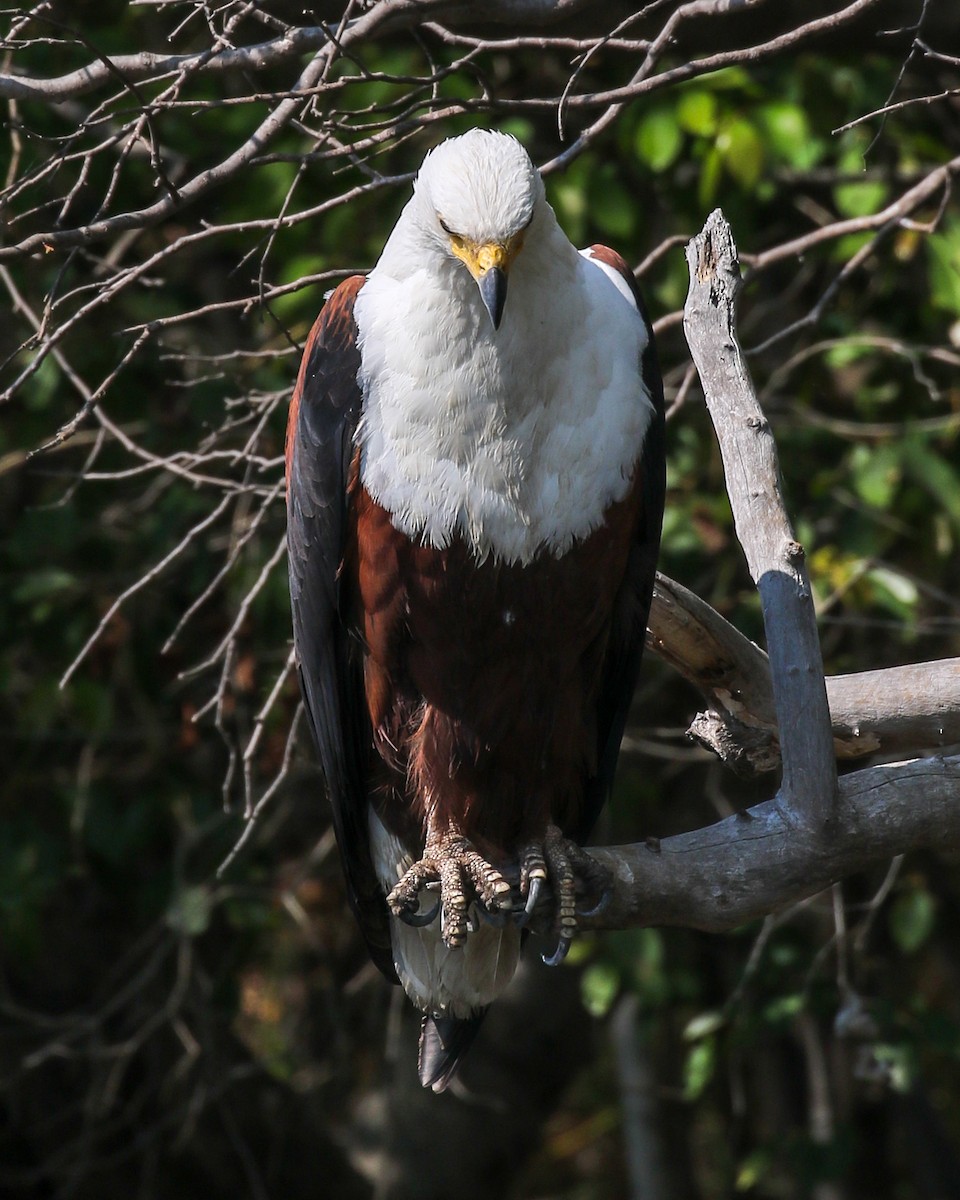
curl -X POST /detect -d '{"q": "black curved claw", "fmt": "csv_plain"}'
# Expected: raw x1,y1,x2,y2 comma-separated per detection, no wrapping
398,897,441,928
576,885,612,919
514,874,543,929
541,933,573,968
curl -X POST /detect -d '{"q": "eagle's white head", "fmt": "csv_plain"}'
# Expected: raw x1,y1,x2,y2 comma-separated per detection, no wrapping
415,129,543,245
403,130,549,329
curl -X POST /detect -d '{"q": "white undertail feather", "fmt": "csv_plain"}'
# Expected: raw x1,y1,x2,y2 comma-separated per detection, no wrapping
369,808,521,1017
358,131,651,1015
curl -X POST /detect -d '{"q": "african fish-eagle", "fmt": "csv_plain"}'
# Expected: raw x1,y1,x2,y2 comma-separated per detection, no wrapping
286,130,665,1091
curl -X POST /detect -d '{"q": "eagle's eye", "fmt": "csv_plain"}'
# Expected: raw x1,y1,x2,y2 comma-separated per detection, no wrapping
438,216,463,239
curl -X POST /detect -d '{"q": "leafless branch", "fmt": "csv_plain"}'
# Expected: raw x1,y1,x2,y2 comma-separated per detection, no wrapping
585,753,960,933
578,208,960,933
685,210,836,823
648,574,960,772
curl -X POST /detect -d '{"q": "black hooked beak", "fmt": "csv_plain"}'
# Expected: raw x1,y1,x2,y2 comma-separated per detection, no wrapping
477,266,508,330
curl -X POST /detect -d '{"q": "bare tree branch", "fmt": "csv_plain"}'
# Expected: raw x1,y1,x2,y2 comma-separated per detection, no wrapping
573,208,960,936
647,575,960,771
0,0,421,259
684,210,836,824
743,153,960,276
0,26,338,101
584,752,960,933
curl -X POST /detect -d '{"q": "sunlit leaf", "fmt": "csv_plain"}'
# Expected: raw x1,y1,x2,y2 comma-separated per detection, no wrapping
717,117,765,189
736,1149,772,1191
636,108,683,172
683,1010,725,1042
834,178,888,218
867,565,918,615
677,91,719,137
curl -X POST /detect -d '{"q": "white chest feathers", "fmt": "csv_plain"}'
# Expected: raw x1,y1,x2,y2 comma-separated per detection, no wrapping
354,247,653,565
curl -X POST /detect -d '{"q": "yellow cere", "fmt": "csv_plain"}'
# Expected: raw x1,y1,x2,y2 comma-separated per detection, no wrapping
447,230,525,279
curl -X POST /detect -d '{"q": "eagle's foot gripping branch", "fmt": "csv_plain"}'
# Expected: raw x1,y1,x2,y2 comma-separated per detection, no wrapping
386,824,612,960
386,831,514,949
521,826,612,966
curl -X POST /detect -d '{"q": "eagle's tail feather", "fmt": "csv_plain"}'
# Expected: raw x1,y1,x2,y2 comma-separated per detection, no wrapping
418,1011,486,1092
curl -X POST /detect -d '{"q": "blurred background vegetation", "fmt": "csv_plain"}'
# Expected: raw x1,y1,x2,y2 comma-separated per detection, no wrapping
2,1,960,1196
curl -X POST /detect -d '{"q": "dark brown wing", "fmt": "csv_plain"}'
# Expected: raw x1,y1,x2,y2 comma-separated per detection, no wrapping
575,246,666,842
286,276,396,981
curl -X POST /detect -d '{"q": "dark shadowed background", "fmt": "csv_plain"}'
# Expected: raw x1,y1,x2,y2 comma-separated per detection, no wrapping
2,1,960,1196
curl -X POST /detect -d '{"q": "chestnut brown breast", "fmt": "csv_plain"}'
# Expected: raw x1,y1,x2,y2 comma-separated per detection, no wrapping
343,467,644,857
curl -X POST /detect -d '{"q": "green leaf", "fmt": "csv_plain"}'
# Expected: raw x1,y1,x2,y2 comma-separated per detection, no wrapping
851,443,900,509
581,961,620,1017
763,994,804,1023
867,565,919,617
870,1043,915,1092
889,888,936,954
12,567,76,607
677,91,718,137
590,177,636,239
736,1149,772,1191
759,102,819,169
548,168,589,245
683,1037,716,1100
717,117,765,190
499,117,536,144
927,219,960,315
636,109,683,173
834,178,888,219
698,144,724,207
901,439,960,528
695,66,754,93
832,230,875,261
22,354,62,412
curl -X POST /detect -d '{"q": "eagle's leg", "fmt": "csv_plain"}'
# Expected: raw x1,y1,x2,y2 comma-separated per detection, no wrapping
518,825,612,965
387,830,514,950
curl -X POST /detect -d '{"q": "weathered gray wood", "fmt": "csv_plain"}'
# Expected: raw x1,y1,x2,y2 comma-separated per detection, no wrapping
646,574,960,770
826,660,960,755
647,573,781,773
682,210,836,825
585,754,960,932
573,211,960,937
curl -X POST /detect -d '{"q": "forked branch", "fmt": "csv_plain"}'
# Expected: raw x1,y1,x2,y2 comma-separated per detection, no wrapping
585,211,960,931
646,573,960,773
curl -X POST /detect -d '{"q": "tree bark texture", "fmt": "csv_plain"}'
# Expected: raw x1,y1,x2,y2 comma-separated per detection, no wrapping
646,574,960,773
683,210,837,825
